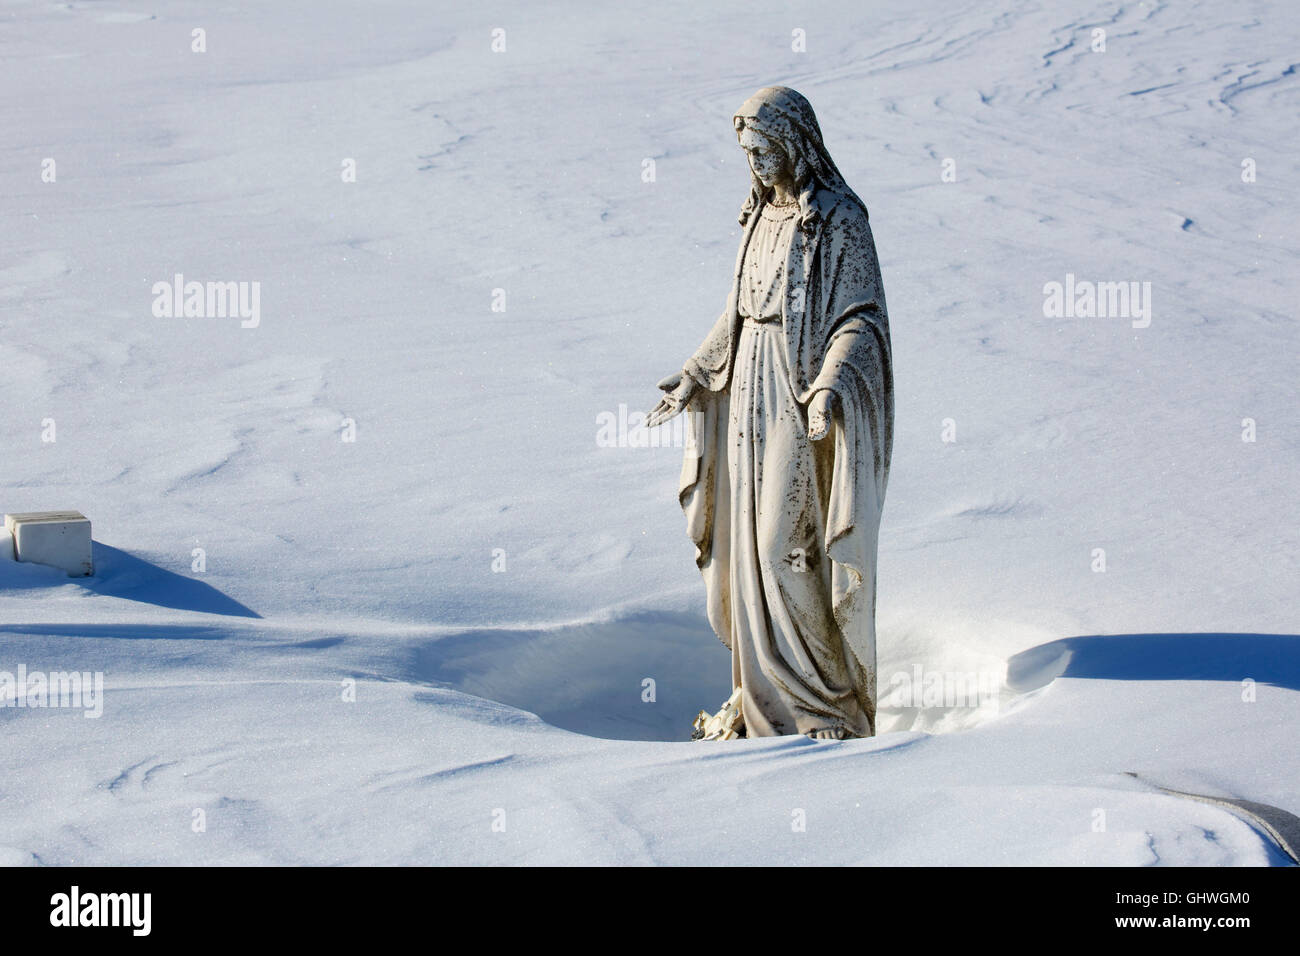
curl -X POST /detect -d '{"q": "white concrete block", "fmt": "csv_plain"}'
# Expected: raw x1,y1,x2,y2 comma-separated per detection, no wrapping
0,529,14,561
3,511,94,577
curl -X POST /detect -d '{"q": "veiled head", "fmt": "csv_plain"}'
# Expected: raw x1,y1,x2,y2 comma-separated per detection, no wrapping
732,86,856,230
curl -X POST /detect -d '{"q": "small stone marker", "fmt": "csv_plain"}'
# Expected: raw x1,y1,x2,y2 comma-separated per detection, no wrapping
3,511,94,577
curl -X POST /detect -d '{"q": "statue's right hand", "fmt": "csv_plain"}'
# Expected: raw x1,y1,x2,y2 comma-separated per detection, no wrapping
645,371,699,429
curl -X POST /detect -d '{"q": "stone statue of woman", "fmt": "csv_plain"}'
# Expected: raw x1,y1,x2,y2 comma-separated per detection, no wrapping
646,86,893,741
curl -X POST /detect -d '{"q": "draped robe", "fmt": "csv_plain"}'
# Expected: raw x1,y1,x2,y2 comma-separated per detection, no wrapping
679,186,893,737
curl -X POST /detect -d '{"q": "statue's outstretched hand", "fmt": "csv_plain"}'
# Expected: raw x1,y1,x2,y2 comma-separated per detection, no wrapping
645,371,699,429
807,389,838,441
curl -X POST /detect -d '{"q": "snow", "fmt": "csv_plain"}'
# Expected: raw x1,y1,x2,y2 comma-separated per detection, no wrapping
1,0,1297,864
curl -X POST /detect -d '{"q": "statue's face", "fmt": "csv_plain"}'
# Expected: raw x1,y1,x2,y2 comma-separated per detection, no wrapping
738,126,789,189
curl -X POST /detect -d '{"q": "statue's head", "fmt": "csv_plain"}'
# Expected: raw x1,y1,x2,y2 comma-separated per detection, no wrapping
732,86,858,229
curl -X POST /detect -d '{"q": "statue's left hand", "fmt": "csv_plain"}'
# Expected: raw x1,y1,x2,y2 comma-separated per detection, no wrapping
807,389,838,441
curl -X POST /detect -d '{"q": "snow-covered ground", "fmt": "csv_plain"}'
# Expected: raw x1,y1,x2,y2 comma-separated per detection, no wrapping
1,0,1296,864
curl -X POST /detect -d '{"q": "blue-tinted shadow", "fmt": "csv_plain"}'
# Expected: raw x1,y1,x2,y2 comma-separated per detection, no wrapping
0,623,227,640
84,542,261,618
1007,633,1300,692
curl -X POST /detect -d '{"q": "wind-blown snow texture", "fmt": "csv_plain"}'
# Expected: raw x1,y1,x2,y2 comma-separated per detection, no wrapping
1,0,1297,865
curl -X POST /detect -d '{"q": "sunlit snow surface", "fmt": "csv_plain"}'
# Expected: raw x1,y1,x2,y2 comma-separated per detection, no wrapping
1,0,1297,864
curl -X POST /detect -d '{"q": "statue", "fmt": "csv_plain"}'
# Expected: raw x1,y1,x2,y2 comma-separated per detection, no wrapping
647,87,893,741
